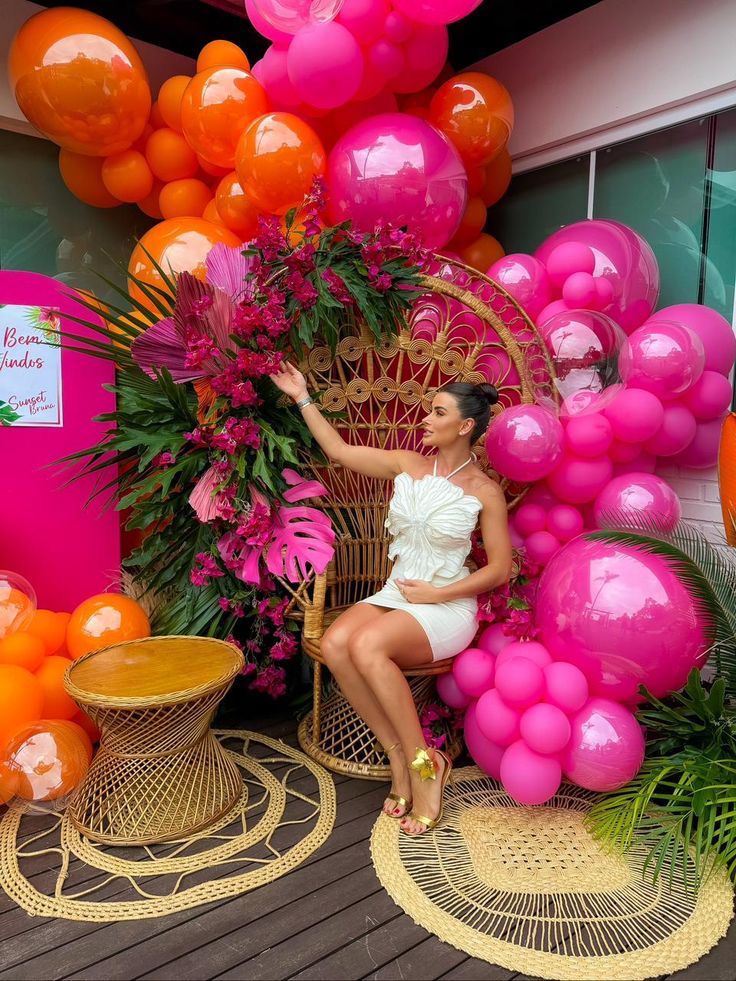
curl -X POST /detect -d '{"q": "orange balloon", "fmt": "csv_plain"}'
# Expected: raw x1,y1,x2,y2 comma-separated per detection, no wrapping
203,197,227,227
26,609,67,655
215,172,261,238
180,68,269,169
197,40,251,73
58,150,119,208
197,154,231,179
9,7,151,156
138,180,165,219
150,100,166,130
55,612,72,658
55,720,94,762
482,148,512,207
0,633,45,672
459,232,505,273
65,593,151,661
127,218,241,308
235,113,326,216
6,721,89,802
0,665,43,753
451,196,488,247
0,764,19,805
133,123,155,153
430,72,514,168
157,75,191,132
145,128,199,183
159,178,213,219
102,150,154,203
35,656,77,720
71,710,100,745
467,166,485,197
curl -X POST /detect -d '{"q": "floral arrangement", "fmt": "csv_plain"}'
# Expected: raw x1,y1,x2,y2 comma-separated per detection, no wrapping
61,183,429,696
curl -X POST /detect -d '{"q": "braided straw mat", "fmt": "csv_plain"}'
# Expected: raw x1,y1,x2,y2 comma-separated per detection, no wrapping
0,730,335,921
370,767,734,981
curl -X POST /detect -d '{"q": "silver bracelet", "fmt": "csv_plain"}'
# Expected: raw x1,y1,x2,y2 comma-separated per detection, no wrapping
295,395,313,409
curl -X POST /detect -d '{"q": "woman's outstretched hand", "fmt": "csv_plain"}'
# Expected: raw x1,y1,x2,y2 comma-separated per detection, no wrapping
270,361,309,403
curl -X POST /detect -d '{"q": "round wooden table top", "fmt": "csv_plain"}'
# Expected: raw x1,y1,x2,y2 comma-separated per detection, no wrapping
66,636,244,704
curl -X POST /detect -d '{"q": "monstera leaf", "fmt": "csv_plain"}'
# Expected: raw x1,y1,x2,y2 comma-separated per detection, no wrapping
265,505,335,582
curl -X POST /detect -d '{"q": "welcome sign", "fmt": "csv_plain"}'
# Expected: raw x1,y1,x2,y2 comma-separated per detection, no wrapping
0,304,63,427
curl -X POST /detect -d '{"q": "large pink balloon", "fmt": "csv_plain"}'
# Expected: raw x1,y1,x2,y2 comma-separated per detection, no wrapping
649,304,736,377
620,321,705,400
536,537,710,701
327,113,467,248
535,220,660,333
287,22,363,109
485,405,564,482
393,0,482,25
683,370,733,421
464,702,504,779
593,472,682,530
562,697,645,792
500,739,562,805
604,388,664,443
546,453,612,505
488,254,552,320
644,403,697,457
248,0,344,35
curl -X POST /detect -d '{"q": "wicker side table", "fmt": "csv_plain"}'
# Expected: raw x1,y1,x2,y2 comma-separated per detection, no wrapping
64,635,243,846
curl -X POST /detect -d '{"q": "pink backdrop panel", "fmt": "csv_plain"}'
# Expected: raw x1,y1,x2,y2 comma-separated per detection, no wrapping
0,271,120,611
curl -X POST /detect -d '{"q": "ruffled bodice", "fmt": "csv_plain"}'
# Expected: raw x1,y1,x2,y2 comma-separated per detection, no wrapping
386,471,482,582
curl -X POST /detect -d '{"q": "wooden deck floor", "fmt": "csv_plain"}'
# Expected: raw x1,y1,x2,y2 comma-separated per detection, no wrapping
1,713,734,981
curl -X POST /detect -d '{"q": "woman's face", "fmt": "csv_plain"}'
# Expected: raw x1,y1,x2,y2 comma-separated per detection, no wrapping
421,392,473,448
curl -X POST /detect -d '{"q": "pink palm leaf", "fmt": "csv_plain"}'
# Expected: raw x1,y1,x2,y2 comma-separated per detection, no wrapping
265,504,336,582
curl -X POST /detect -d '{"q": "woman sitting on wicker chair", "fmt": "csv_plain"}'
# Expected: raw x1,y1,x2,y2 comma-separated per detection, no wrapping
271,363,513,835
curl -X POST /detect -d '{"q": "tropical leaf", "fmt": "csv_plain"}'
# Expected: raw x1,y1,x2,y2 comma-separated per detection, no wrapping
265,505,336,583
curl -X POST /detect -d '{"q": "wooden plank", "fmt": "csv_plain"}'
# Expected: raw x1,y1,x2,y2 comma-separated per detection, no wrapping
290,913,419,980
365,935,470,980
438,958,515,980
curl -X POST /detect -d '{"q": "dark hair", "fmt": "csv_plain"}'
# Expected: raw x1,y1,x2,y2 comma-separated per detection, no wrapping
440,382,499,442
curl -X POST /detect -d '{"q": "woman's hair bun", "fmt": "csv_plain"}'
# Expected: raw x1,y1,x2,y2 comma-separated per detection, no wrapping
474,382,499,405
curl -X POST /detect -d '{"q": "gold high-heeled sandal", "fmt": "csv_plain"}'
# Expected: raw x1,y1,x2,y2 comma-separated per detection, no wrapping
382,741,412,819
402,746,453,834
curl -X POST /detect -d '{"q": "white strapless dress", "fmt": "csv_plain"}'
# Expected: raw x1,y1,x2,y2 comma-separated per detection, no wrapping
360,459,482,661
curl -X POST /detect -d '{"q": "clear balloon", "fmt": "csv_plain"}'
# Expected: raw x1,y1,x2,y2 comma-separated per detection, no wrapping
393,0,482,25
593,472,682,530
0,571,37,640
248,0,345,34
244,0,294,43
3,721,89,805
327,113,467,248
485,404,564,482
562,697,644,792
620,321,705,400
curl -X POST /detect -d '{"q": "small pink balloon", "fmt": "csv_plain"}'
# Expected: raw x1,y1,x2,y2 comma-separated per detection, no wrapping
513,502,547,537
368,39,404,79
436,671,471,710
452,647,496,698
496,641,551,670
562,271,597,308
258,44,302,109
565,413,613,458
500,739,562,805
476,623,513,656
384,10,413,42
543,661,589,713
604,388,664,443
336,0,388,43
536,299,570,325
546,453,613,505
671,417,725,470
495,657,545,709
288,22,364,109
644,403,697,457
683,370,733,421
476,688,521,747
464,702,504,779
620,321,705,400
545,242,595,288
594,276,615,307
546,504,584,541
485,405,564,482
392,0,482,26
593,472,681,529
488,254,552,320
520,703,572,755
392,24,448,93
525,530,561,566
649,304,736,376
562,697,645,792
609,438,643,463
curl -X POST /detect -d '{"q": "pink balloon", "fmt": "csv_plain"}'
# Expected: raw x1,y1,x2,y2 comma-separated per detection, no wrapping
536,220,660,333
336,0,388,43
609,438,643,463
452,646,496,698
500,740,562,805
327,113,467,248
562,697,645,792
464,702,504,779
495,657,545,709
604,388,664,443
562,271,598,308
436,671,471,710
392,0,482,25
565,413,613,458
513,502,547,536
476,688,521,747
258,44,302,109
543,661,589,713
546,504,584,541
649,304,736,376
476,623,513,656
368,40,404,79
593,472,681,529
546,453,613,505
248,0,344,35
620,321,705,400
485,405,564,482
384,10,413,42
488,254,552,320
536,299,570,325
392,24,448,94
244,0,294,43
525,530,561,566
287,21,364,108
644,403,697,457
683,370,733,421
670,417,725,470
520,703,571,755
545,242,595,288
536,536,710,700
495,641,552,670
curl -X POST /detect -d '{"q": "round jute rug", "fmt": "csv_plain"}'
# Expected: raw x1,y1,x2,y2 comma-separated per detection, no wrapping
0,730,335,921
370,766,734,981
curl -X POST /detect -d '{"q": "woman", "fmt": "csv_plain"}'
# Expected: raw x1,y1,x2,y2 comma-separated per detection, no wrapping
270,364,513,835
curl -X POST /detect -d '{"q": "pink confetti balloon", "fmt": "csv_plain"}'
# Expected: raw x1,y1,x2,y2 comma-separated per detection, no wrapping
476,688,521,746
476,623,513,656
543,661,589,713
644,403,697,457
500,739,562,805
683,370,733,421
287,21,363,109
248,0,344,35
562,697,645,792
485,405,564,482
604,388,664,443
546,453,613,505
520,703,571,755
620,321,705,400
464,701,504,779
546,504,584,541
436,671,472,710
452,646,496,698
392,0,482,25
327,113,467,248
536,537,710,700
649,304,736,376
495,657,545,709
488,254,552,320
593,472,682,529
670,417,725,470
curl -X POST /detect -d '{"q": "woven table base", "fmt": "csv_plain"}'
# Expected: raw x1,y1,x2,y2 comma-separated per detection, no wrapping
0,730,335,922
370,767,734,981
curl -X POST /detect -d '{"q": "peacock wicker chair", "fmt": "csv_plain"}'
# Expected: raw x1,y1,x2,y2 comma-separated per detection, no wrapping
286,257,556,780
